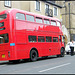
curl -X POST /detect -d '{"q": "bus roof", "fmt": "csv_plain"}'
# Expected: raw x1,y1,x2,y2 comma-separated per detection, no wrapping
1,8,60,22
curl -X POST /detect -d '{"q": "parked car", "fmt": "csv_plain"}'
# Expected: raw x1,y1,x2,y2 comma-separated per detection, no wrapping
65,42,75,55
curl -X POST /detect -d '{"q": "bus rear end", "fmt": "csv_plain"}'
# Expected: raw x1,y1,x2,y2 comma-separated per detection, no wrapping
0,10,11,61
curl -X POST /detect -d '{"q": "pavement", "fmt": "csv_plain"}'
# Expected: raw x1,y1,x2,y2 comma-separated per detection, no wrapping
0,61,8,63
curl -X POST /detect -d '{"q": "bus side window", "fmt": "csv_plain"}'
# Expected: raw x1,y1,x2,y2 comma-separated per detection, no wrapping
53,37,58,42
26,15,34,22
51,20,56,26
46,36,52,42
28,36,37,42
38,36,45,42
36,17,43,23
16,13,25,20
44,19,50,25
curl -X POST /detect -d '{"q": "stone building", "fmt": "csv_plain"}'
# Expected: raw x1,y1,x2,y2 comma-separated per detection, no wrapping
0,1,62,20
56,1,75,42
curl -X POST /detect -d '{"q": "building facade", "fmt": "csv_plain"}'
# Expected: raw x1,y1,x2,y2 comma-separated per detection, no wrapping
1,1,69,43
0,1,62,20
56,1,75,42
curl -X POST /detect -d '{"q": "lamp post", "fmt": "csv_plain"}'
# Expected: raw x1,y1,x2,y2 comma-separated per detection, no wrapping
68,3,71,41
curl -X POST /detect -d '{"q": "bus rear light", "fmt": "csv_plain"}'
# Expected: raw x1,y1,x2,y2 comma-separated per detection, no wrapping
8,51,10,57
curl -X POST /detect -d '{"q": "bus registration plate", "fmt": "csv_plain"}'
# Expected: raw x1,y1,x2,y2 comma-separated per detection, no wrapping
2,54,5,58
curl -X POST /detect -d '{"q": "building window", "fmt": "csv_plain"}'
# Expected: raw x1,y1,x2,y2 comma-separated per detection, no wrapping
36,1,40,11
45,4,49,13
54,7,57,16
4,0,11,7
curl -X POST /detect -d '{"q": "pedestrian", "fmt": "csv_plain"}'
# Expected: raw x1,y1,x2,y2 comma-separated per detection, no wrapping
70,40,74,56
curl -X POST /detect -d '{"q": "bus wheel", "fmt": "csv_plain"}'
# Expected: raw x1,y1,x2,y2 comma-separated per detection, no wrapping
60,48,65,57
30,50,38,62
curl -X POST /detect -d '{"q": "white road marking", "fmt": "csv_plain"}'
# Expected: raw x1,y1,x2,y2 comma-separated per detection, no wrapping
39,63,71,73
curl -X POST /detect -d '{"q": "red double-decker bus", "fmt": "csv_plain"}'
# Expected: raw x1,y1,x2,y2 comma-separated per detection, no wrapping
0,9,65,62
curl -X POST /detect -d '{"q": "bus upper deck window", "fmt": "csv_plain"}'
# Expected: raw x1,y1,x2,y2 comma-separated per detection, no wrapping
16,13,25,20
44,19,50,25
57,21,61,27
36,17,43,23
0,14,7,21
51,20,56,26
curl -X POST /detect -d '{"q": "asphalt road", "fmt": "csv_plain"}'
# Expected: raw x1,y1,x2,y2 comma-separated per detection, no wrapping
0,55,75,74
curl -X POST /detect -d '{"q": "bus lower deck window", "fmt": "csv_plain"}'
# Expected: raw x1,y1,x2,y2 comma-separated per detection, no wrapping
53,37,58,42
46,36,52,42
38,36,45,42
28,36,37,42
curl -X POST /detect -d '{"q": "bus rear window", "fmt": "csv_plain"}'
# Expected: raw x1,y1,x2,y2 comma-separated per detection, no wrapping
0,34,9,44
0,14,7,21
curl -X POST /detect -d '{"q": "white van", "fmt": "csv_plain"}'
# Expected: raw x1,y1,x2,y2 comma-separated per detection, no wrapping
65,42,75,54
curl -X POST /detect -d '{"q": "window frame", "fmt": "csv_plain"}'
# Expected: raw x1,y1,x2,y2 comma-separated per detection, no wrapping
35,1,41,11
53,6,58,16
45,4,49,13
4,0,11,8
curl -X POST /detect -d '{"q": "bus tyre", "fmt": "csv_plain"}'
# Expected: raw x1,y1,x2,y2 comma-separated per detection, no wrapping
30,50,38,62
60,48,65,57
57,55,60,57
